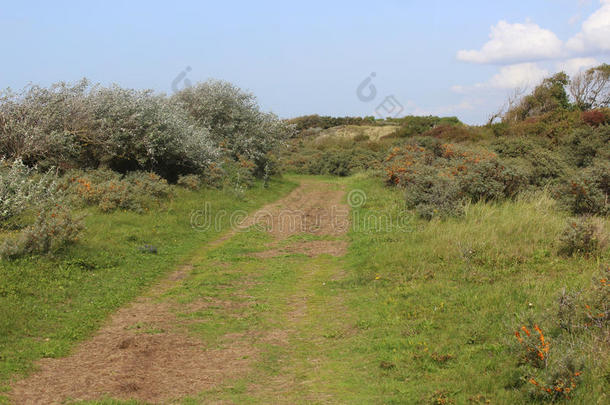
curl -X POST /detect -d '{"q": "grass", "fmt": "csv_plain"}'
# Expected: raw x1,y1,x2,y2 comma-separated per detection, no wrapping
1,173,607,404
0,178,297,388
176,174,607,404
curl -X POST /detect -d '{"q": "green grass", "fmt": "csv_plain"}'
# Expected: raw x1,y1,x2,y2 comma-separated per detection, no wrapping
177,174,608,404
332,174,608,404
1,174,608,404
0,178,297,388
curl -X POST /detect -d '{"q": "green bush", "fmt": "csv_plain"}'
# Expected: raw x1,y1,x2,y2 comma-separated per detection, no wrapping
557,160,609,215
177,174,201,190
558,216,607,257
385,141,527,219
404,168,466,220
61,170,171,213
0,158,63,226
0,206,84,259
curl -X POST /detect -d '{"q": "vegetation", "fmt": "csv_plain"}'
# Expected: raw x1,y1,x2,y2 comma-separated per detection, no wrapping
0,64,608,403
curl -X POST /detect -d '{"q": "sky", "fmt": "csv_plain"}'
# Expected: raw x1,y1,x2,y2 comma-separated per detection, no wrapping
1,0,609,124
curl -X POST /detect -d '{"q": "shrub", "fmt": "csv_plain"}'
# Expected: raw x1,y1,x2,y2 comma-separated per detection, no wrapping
0,206,84,259
558,216,607,257
558,266,609,332
385,141,526,219
562,125,610,168
581,109,609,127
404,169,466,220
0,158,62,225
173,80,292,176
0,79,219,180
62,170,171,213
177,174,201,190
557,160,609,215
458,160,525,202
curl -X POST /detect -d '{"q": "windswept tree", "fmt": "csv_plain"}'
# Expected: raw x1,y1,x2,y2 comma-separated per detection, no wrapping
503,72,571,122
569,63,610,110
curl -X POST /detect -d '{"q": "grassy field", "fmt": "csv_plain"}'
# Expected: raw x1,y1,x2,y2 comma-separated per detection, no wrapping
171,175,607,404
1,174,608,404
0,179,297,392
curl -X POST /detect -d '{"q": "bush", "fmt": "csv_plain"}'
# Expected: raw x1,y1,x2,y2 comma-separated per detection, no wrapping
0,80,218,180
404,168,466,220
557,160,609,215
561,125,610,168
177,174,201,190
173,80,292,176
385,141,526,219
0,158,62,225
0,206,84,259
581,109,609,127
558,216,607,257
62,170,171,213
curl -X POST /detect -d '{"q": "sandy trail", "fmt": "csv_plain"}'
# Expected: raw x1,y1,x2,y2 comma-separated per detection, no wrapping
9,180,349,404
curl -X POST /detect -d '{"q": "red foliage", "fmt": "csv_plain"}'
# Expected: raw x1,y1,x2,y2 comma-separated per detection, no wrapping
581,109,609,127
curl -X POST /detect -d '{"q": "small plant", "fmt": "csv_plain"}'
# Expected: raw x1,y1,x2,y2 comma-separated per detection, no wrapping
515,324,550,368
514,323,584,400
0,206,84,259
558,216,607,257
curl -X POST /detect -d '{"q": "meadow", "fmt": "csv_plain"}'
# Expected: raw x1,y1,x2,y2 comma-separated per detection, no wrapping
0,66,608,403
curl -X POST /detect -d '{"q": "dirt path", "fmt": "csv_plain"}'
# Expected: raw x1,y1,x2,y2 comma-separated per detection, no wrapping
9,180,351,404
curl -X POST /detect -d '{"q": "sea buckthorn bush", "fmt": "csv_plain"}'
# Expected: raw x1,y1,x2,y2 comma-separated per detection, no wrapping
177,174,201,190
512,267,608,401
0,206,84,259
0,158,63,226
385,141,526,218
61,170,171,213
556,160,609,216
558,216,607,257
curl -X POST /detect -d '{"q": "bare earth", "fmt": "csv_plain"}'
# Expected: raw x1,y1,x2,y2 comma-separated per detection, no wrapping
9,181,349,404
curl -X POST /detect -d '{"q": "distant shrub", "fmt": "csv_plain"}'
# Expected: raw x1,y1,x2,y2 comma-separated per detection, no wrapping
420,124,482,142
0,206,84,259
581,109,609,127
177,174,201,190
492,138,567,187
562,125,610,168
558,217,607,257
557,160,609,215
286,115,377,132
385,141,525,219
392,115,461,138
353,134,370,142
404,168,466,220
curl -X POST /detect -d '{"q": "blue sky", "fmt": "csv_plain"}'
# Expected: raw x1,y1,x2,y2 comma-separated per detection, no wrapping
1,0,609,124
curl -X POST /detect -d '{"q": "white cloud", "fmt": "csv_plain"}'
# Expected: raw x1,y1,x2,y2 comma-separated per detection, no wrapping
567,0,610,54
556,57,599,75
457,21,563,64
487,63,549,89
